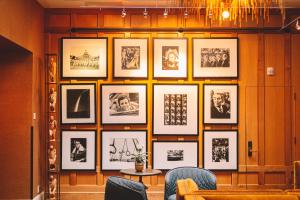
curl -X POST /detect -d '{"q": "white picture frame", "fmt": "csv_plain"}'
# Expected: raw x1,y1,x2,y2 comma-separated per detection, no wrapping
100,84,147,125
153,84,199,135
60,84,96,124
152,141,198,170
203,84,238,125
113,38,148,78
153,38,188,79
61,37,108,78
193,38,238,78
61,130,96,171
203,130,238,171
101,130,148,171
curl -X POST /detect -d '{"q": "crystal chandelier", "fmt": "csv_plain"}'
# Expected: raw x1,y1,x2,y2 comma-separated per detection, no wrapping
172,0,285,26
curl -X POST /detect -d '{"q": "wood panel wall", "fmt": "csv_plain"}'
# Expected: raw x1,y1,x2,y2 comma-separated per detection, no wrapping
0,0,45,198
45,9,300,193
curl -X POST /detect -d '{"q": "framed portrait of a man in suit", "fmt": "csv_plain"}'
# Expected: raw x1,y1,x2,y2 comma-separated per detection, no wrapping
203,84,238,125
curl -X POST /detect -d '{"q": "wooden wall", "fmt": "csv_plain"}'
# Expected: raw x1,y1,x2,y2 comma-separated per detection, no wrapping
45,9,300,193
0,0,45,198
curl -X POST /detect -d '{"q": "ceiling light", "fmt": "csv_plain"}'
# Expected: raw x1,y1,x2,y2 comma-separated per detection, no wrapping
143,8,148,18
163,8,168,18
222,10,230,19
121,8,126,18
296,20,300,31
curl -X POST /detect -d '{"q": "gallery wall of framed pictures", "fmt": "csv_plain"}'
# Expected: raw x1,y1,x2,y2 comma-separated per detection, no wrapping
51,35,240,174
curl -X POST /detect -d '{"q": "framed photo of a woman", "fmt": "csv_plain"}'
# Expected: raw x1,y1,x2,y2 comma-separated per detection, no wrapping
61,37,108,79
193,38,238,78
113,38,148,79
153,38,187,79
60,83,96,125
101,84,147,125
203,84,238,125
61,130,96,171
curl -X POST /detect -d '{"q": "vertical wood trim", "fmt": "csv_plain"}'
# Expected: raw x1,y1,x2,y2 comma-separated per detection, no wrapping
258,33,265,185
69,173,77,186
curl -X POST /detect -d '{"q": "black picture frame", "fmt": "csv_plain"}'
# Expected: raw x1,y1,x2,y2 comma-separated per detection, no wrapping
61,37,108,79
60,83,97,125
152,38,188,80
60,130,97,171
203,130,238,171
152,83,199,136
100,84,148,125
192,37,239,79
152,140,199,170
203,83,239,125
113,37,149,79
100,130,148,171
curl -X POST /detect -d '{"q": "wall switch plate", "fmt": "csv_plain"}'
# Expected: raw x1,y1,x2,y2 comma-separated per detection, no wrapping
267,67,275,76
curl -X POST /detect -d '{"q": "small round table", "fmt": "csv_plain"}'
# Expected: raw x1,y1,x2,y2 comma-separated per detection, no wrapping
120,168,162,188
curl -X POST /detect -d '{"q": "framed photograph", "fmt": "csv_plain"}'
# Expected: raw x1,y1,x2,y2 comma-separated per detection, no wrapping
113,38,148,78
101,84,147,125
153,38,187,79
101,130,148,171
152,141,198,170
203,130,238,171
203,84,238,125
153,84,198,135
61,37,108,78
193,38,238,78
61,130,96,171
60,84,96,124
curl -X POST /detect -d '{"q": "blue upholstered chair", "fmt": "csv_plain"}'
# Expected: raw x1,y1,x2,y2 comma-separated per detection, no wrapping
164,167,217,200
105,176,148,200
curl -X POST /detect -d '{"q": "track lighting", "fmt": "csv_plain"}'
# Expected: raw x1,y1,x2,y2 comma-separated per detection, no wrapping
121,8,126,18
296,19,300,31
143,8,148,18
163,8,168,18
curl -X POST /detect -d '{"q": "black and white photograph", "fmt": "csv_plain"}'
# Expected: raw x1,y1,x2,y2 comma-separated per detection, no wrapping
162,46,179,70
153,84,198,135
212,138,229,162
152,141,198,170
109,93,139,116
60,84,96,124
70,138,87,162
61,37,107,78
200,48,230,67
167,150,184,161
121,46,140,69
101,130,147,171
193,38,238,78
101,84,147,125
61,130,96,171
153,38,187,78
203,84,238,124
113,38,148,78
203,130,238,171
164,94,187,125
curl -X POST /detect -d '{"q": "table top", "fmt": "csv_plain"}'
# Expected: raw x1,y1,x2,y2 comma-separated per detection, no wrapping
120,169,162,176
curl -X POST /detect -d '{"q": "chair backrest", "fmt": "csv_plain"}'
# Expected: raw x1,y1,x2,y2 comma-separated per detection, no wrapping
105,176,148,200
164,167,217,200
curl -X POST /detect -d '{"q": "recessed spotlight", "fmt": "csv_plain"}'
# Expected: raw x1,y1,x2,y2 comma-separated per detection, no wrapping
143,8,148,18
222,10,230,19
121,8,126,18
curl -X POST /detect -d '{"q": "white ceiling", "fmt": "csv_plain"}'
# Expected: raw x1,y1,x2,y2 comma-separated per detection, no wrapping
36,0,300,8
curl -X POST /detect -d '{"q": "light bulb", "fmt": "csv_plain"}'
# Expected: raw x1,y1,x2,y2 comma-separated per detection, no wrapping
296,20,300,31
222,10,230,19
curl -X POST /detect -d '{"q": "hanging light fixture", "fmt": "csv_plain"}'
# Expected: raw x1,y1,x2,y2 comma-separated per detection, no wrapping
143,8,149,18
121,8,126,18
163,8,168,18
172,0,285,26
184,9,189,18
296,19,300,31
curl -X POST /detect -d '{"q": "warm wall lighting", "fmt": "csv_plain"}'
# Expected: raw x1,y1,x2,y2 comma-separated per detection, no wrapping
296,20,300,31
143,8,148,18
163,8,168,18
222,10,230,19
121,8,126,18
